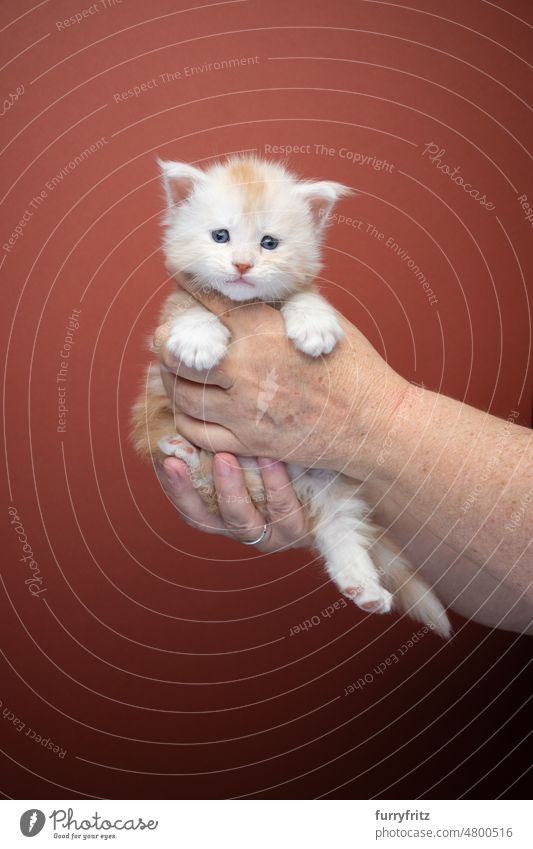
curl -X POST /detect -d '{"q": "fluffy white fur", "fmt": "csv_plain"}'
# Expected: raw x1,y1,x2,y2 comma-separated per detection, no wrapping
132,156,451,639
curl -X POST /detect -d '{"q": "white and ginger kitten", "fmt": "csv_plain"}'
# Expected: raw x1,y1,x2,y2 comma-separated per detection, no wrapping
131,156,451,638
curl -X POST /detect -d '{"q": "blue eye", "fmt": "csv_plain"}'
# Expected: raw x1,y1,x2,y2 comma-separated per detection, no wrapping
260,235,279,250
212,229,230,243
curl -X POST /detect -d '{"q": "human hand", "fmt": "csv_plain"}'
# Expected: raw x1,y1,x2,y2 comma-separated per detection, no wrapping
154,278,408,479
157,452,312,552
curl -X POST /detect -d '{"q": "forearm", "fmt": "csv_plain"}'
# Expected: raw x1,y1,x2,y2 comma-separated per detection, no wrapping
354,384,533,598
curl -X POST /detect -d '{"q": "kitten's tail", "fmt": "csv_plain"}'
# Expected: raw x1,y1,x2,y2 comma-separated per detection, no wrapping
372,534,452,639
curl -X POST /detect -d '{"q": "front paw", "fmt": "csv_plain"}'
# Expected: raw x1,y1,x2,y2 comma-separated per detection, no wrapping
285,311,343,357
167,311,230,370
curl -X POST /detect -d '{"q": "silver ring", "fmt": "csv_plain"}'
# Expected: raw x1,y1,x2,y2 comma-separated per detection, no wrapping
239,522,269,546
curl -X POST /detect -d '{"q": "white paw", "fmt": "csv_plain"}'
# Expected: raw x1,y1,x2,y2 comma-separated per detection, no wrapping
166,310,230,370
158,434,200,469
339,577,393,615
284,311,343,357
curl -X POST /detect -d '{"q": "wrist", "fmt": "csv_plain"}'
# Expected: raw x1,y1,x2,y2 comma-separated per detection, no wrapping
337,362,412,481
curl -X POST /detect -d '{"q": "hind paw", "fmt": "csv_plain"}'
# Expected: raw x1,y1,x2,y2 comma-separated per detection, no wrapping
342,583,393,615
158,435,200,469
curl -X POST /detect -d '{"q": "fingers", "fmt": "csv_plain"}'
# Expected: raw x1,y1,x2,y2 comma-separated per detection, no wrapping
257,457,311,549
172,412,246,456
158,454,310,554
212,454,271,545
160,367,231,423
174,273,232,318
257,458,305,529
175,273,280,333
156,458,226,534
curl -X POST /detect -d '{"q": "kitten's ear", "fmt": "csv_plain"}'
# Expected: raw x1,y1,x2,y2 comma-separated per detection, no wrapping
295,180,353,227
157,159,206,210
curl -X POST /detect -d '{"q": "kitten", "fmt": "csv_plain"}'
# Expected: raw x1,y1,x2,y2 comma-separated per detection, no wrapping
131,156,451,638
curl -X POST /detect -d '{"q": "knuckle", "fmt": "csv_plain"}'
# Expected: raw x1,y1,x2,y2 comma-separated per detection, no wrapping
225,521,251,537
219,501,254,532
174,385,196,416
160,371,177,404
266,489,298,519
160,350,178,371
224,517,253,536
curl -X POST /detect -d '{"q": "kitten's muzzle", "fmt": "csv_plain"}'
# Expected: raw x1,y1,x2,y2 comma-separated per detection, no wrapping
233,261,253,276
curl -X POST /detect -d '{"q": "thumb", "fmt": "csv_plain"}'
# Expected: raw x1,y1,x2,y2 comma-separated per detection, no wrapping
170,269,275,329
171,269,232,318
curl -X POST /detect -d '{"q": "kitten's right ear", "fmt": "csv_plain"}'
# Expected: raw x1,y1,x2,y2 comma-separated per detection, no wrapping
157,159,206,210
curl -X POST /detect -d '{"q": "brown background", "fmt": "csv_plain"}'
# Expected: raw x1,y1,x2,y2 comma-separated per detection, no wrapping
1,0,532,799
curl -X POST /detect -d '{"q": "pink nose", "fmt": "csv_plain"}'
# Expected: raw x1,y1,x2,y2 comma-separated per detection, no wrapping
233,262,253,276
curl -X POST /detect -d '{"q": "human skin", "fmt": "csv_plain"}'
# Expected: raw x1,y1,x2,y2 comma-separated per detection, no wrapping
154,284,533,634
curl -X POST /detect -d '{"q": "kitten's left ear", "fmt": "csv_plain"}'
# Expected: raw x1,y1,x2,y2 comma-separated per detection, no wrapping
295,180,353,228
157,159,207,210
